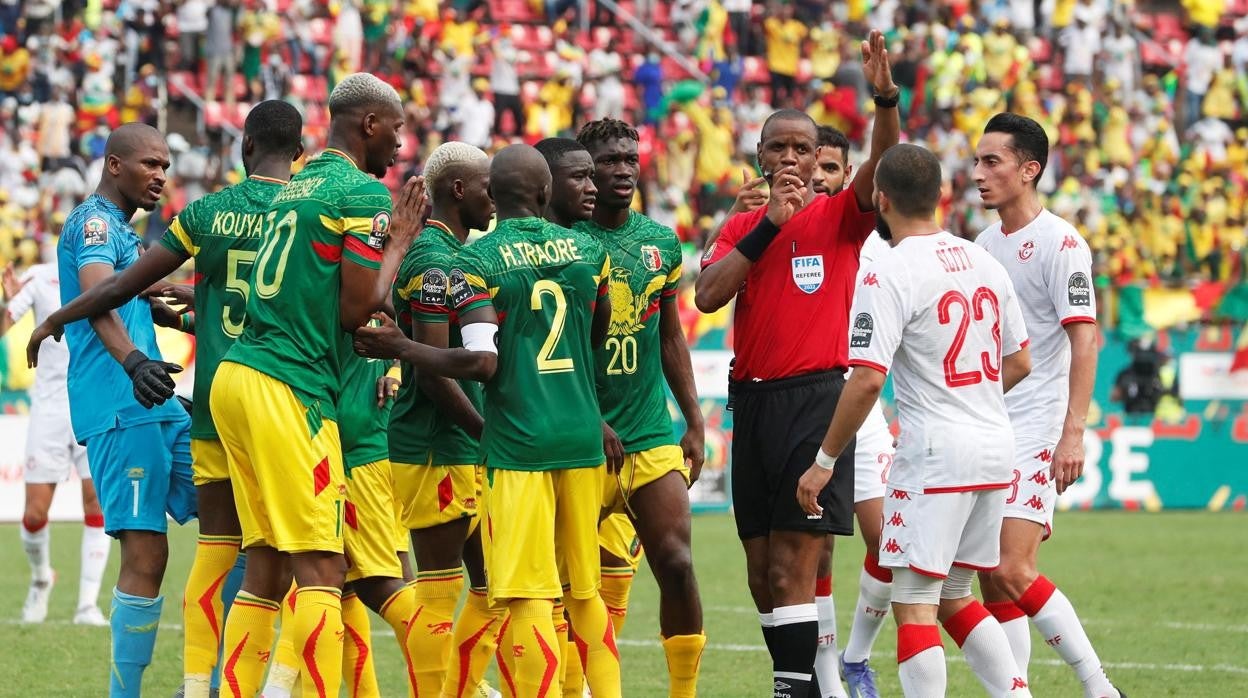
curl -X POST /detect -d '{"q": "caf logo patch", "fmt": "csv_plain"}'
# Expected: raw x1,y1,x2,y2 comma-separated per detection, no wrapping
640,244,662,272
368,211,391,249
850,312,874,348
1067,271,1091,306
84,216,109,246
448,268,473,308
420,268,448,306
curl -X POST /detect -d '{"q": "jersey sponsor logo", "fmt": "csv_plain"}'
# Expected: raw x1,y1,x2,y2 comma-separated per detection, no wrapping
791,254,824,293
420,268,448,306
368,211,390,250
1017,240,1035,262
850,312,874,348
1067,272,1091,306
862,272,880,287
640,244,662,272
1034,448,1052,462
1059,235,1080,251
448,269,474,308
84,216,108,246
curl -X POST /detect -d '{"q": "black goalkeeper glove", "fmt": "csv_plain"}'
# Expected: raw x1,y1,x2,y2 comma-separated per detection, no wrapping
122,350,182,408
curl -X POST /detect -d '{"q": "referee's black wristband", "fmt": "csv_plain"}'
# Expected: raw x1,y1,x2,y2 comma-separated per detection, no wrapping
735,217,782,262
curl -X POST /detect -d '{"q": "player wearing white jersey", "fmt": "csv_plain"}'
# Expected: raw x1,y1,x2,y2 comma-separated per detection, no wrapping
798,144,1033,697
1,262,110,626
974,113,1124,698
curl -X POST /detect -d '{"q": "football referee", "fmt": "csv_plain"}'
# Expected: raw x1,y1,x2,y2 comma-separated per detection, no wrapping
694,30,900,698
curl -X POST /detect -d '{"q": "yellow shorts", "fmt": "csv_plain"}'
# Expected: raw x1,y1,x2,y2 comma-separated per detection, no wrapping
601,444,689,516
191,437,230,486
391,460,480,530
483,466,605,603
344,460,404,583
211,362,346,554
599,513,644,571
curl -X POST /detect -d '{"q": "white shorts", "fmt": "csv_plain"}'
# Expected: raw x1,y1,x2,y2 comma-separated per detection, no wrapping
853,401,893,503
878,486,1004,578
25,399,90,484
1003,434,1057,539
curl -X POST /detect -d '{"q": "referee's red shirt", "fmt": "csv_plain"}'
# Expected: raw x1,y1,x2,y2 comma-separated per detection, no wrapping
701,188,876,381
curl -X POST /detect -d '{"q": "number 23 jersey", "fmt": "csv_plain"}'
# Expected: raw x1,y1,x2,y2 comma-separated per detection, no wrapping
848,231,1028,493
452,217,610,471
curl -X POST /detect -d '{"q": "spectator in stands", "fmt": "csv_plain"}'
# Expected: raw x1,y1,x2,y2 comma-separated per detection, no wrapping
723,0,753,56
764,2,806,107
735,84,769,160
203,0,238,106
635,51,664,124
177,0,209,71
1183,31,1221,127
455,77,495,149
1058,13,1100,84
491,30,526,135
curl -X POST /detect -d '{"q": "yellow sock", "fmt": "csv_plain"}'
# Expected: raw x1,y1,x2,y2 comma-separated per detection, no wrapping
218,591,279,698
549,601,567,697
341,592,380,698
293,586,344,698
183,535,241,693
495,612,518,698
264,584,300,696
562,615,585,698
662,634,706,698
441,587,507,698
565,595,621,698
509,599,561,697
405,569,464,696
599,567,635,635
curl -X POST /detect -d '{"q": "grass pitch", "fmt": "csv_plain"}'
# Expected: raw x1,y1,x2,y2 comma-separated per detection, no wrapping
0,511,1243,696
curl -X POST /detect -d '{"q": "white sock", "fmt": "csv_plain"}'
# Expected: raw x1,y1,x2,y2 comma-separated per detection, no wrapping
78,523,110,610
815,594,847,697
843,566,891,663
946,603,1032,697
262,663,298,698
20,523,52,583
898,645,945,698
1020,577,1117,698
1000,616,1032,681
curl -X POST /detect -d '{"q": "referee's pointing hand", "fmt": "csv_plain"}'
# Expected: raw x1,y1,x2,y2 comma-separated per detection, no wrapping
797,463,833,517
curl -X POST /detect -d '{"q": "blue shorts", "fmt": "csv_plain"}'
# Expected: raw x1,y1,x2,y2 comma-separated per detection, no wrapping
85,417,196,538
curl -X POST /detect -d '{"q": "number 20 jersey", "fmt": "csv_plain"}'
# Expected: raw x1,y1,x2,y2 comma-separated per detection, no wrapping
160,175,285,439
848,231,1028,493
453,217,610,471
223,149,390,420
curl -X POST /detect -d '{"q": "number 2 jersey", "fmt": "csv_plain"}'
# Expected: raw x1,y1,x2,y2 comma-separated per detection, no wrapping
222,149,391,420
848,231,1028,493
452,217,610,471
160,174,286,439
575,212,682,453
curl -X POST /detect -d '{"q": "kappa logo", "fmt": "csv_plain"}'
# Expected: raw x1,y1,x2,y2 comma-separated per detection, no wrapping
862,272,880,287
1034,449,1053,463
791,254,825,293
887,512,906,527
1024,495,1046,511
1029,470,1049,486
1018,240,1035,263
850,312,874,348
1011,678,1029,689
890,489,912,500
640,244,662,272
1067,272,1091,306
882,538,904,554
367,211,390,249
420,268,448,306
84,216,109,246
1059,235,1080,251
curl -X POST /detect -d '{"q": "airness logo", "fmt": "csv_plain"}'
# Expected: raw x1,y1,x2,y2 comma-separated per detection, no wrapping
640,245,662,272
1067,272,1091,306
367,211,390,250
420,268,447,306
850,312,873,348
84,217,109,246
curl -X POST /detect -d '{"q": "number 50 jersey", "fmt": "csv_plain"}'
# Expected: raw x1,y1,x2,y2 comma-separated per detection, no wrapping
223,149,391,420
452,217,610,471
848,231,1028,494
160,174,285,440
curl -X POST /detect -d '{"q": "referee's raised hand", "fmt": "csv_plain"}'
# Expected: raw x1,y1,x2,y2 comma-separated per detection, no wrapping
766,165,806,226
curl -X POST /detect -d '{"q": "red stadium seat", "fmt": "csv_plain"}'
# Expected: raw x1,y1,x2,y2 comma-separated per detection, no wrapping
204,101,224,128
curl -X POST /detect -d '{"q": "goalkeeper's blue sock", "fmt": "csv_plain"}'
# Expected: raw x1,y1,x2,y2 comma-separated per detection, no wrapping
109,588,163,697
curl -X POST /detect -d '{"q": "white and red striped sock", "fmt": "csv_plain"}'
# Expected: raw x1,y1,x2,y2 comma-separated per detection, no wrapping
943,600,1031,696
986,599,1032,681
1017,575,1118,698
896,623,945,698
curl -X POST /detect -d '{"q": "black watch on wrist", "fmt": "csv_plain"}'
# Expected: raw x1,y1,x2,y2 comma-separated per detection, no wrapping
873,90,900,108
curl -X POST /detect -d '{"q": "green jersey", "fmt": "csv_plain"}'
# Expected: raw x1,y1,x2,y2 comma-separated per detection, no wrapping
452,217,610,471
160,175,285,439
223,149,390,420
337,345,392,471
389,221,484,466
575,212,683,452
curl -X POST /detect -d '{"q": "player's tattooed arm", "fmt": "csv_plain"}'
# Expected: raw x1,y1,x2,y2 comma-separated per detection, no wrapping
797,367,885,517
27,246,188,365
659,297,706,484
412,318,485,439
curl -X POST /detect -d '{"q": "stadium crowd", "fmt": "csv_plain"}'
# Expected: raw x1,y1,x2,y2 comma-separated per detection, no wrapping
0,0,1245,290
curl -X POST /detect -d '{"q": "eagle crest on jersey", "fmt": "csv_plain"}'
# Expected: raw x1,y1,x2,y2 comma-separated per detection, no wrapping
608,267,666,336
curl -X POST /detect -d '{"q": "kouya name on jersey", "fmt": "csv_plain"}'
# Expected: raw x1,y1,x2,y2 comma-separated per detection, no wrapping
575,212,682,452
222,150,390,421
848,232,1028,493
388,221,484,466
453,217,610,471
160,175,285,439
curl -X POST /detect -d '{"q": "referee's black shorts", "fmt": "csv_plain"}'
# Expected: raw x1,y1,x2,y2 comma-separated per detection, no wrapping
730,370,855,540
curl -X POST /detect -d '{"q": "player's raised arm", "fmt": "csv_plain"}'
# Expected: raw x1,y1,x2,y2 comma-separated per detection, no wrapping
850,30,901,212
